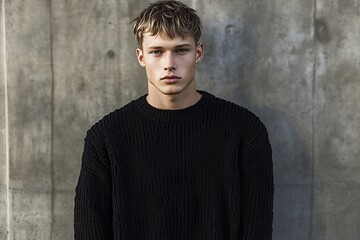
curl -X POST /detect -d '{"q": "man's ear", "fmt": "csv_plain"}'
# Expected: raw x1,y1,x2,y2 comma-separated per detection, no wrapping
195,43,204,64
136,48,146,67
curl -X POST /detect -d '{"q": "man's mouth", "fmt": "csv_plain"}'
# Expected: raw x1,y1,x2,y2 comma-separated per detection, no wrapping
161,75,181,80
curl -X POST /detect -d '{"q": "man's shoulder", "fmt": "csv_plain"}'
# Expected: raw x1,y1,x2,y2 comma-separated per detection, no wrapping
211,94,259,120
85,97,139,138
210,93,267,133
212,95,269,145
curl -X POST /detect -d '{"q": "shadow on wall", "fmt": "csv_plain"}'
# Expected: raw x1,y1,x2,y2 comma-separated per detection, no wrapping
199,17,313,240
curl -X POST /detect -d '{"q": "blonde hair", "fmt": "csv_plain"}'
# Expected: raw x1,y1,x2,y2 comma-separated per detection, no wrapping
131,0,202,46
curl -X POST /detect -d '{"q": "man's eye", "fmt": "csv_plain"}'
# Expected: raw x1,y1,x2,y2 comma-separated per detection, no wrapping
150,50,162,55
176,49,190,54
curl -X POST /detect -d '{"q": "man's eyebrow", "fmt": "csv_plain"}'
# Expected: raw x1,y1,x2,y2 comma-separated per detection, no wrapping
147,46,163,49
174,44,193,48
147,44,193,49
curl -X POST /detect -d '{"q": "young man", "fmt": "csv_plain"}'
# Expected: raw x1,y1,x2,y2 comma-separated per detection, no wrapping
74,1,274,239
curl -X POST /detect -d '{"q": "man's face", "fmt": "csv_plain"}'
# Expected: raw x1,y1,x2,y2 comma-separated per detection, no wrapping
136,33,203,97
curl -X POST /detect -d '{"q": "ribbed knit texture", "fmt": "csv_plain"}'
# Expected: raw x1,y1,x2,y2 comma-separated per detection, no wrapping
74,91,274,240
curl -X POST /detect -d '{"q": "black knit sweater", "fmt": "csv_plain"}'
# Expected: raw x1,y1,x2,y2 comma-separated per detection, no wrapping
74,91,274,239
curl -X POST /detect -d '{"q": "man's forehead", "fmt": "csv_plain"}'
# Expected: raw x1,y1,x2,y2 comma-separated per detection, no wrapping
142,32,195,48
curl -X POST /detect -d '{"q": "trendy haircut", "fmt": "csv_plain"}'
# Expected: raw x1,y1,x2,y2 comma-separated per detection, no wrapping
131,0,203,47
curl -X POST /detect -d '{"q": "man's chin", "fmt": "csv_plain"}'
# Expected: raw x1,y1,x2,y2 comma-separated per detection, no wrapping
157,86,184,96
161,91,183,96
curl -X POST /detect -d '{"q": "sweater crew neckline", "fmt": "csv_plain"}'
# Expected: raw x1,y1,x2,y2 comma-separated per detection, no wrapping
133,90,216,122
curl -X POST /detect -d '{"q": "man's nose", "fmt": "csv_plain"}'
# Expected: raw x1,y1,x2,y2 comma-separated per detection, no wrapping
164,53,176,71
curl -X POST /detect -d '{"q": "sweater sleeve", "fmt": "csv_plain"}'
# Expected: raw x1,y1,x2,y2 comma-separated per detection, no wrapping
74,127,113,239
239,113,274,239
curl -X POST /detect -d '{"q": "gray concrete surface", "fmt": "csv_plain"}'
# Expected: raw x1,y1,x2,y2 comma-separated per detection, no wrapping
1,0,359,239
3,0,53,239
0,2,7,238
312,1,360,239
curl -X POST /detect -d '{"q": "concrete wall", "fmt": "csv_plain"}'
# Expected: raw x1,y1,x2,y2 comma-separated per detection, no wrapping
0,0,359,239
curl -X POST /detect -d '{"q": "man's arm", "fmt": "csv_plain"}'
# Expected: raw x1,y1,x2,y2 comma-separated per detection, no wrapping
239,113,274,239
74,129,113,239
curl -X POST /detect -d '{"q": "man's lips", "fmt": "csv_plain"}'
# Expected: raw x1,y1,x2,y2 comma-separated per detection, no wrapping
161,75,181,80
160,75,181,84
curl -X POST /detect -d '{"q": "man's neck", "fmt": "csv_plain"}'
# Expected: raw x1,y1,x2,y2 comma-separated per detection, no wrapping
146,89,202,110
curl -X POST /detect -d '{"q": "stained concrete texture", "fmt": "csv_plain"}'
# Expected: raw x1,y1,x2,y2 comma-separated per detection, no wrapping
2,0,53,238
315,1,360,186
0,187,7,239
6,0,53,191
0,0,5,186
312,1,360,239
1,0,359,239
312,185,360,240
0,1,7,236
11,189,51,239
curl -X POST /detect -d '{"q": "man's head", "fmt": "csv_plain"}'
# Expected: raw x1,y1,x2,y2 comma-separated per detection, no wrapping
132,1,204,100
131,0,203,47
